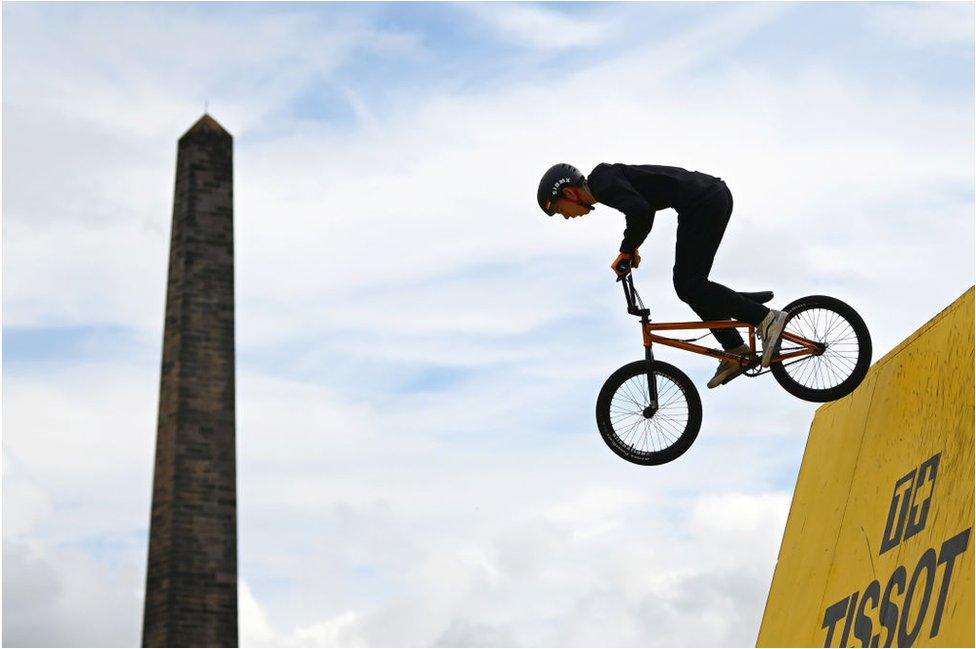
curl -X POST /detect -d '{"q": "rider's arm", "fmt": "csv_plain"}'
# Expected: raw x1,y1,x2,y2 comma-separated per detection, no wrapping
588,165,655,254
620,212,653,255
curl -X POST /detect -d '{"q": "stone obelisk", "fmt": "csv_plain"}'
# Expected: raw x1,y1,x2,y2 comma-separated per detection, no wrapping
143,114,238,647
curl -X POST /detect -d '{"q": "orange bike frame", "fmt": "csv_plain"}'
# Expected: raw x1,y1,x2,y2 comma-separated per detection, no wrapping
641,320,822,367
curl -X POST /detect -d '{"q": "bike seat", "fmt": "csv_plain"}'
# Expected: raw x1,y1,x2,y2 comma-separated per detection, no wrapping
739,290,774,304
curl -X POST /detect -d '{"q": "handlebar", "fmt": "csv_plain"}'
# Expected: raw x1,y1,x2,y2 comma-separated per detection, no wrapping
615,258,633,278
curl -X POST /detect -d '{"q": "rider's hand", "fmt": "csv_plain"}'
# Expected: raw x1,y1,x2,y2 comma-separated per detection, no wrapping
633,248,641,268
611,252,634,277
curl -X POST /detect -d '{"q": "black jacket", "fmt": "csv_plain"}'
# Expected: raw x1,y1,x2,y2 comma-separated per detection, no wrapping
587,163,723,253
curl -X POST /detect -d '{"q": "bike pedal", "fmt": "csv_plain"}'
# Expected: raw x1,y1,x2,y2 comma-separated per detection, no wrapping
720,369,748,385
720,357,760,385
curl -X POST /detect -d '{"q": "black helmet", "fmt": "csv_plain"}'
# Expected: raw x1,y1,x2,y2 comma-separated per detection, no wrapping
537,163,585,216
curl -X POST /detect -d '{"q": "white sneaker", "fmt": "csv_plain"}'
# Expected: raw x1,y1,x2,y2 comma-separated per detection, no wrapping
707,345,754,389
759,309,788,368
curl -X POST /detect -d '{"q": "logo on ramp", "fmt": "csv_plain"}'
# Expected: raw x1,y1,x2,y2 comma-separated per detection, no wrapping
821,453,971,648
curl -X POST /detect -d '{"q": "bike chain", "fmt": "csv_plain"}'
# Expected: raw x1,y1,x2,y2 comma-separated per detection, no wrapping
744,350,810,377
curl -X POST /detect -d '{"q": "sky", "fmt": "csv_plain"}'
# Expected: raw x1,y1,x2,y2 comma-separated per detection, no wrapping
2,1,974,646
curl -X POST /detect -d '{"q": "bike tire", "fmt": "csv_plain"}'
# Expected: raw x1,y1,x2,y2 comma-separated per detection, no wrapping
596,360,702,466
770,295,872,402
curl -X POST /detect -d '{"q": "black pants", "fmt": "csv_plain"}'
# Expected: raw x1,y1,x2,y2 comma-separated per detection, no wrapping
673,182,770,350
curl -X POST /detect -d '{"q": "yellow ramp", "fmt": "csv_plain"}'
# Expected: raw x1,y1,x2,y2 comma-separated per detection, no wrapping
758,287,974,648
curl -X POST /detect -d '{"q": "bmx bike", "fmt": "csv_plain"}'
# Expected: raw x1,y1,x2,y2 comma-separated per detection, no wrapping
596,260,872,466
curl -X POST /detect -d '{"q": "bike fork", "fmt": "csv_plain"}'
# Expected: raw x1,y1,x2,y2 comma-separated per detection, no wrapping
644,344,659,415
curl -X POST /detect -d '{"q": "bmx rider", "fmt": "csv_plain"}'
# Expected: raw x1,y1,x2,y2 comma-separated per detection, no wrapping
537,162,788,388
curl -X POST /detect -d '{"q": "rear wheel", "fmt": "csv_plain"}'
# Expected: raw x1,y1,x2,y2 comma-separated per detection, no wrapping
596,360,702,465
770,295,872,402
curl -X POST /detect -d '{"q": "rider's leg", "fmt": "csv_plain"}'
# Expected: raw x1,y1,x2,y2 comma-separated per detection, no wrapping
673,182,770,350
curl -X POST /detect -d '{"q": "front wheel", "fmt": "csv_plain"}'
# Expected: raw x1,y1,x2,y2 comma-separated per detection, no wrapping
770,295,872,402
596,360,702,465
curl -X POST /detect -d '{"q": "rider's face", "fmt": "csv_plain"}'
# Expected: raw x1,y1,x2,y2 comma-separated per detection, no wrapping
553,188,594,219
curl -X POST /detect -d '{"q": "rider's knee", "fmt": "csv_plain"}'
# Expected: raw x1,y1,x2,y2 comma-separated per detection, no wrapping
673,277,704,303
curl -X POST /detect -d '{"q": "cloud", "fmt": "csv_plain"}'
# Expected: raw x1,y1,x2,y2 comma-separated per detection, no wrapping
868,2,974,47
1,3,423,136
2,466,54,538
6,2,972,353
241,581,364,647
234,488,790,647
232,471,790,646
2,541,144,647
435,619,517,647
463,3,617,51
